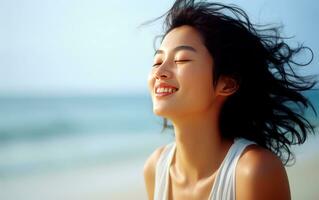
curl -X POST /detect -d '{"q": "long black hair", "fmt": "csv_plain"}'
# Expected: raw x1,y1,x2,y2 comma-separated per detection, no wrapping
147,0,317,165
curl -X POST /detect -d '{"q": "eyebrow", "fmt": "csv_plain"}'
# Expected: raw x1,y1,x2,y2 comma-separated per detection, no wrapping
154,45,197,56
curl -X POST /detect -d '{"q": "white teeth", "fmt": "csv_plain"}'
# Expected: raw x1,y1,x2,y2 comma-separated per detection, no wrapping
156,87,178,94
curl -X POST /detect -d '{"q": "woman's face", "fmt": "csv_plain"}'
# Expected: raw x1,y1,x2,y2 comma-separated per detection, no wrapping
148,25,215,119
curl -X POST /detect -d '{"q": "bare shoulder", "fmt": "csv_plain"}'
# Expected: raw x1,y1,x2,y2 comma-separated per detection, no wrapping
143,145,167,200
143,145,166,176
236,144,291,200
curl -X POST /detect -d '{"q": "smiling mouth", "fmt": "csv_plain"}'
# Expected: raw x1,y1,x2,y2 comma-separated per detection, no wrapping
155,87,179,97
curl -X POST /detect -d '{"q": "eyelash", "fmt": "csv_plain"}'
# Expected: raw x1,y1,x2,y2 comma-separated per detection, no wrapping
152,60,191,67
152,63,161,67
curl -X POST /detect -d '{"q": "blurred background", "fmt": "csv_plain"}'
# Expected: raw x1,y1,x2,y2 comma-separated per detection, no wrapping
0,0,318,199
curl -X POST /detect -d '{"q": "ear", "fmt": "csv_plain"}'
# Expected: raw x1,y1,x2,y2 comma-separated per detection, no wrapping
215,76,239,97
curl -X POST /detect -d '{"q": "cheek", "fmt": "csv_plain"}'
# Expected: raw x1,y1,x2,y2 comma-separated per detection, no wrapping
179,66,214,104
147,73,155,92
181,66,212,90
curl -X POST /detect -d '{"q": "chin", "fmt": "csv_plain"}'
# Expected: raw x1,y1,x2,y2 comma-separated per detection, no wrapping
153,107,166,117
152,105,173,118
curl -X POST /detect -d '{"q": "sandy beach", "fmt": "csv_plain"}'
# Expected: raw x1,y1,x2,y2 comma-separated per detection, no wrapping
1,135,319,200
0,157,148,200
1,153,318,200
286,146,319,199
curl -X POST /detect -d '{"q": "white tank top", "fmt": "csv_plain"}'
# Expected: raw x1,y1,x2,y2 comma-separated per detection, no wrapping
153,138,256,200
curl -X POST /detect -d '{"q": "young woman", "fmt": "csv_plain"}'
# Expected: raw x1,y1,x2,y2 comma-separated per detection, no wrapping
143,1,317,199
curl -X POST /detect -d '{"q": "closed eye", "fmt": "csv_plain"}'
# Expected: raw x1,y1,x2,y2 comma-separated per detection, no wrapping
152,60,191,67
175,59,192,64
152,62,162,67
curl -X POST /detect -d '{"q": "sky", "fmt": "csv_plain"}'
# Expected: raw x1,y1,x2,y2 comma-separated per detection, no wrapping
0,0,318,96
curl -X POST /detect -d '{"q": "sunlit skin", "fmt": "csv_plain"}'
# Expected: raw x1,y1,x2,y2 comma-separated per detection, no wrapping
144,25,290,200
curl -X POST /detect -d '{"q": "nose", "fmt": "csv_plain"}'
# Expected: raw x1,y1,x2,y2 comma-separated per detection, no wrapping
153,63,172,80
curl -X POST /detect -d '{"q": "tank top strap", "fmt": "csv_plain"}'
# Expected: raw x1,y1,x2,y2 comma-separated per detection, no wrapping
154,142,176,200
209,138,256,200
153,138,256,200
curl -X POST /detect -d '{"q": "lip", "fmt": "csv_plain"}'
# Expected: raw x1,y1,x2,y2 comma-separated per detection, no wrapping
154,82,179,97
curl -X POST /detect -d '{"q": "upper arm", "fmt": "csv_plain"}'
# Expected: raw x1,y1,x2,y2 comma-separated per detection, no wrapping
236,145,291,200
143,145,166,200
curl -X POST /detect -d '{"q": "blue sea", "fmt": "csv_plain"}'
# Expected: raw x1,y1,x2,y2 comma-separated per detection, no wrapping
0,93,175,179
0,91,318,180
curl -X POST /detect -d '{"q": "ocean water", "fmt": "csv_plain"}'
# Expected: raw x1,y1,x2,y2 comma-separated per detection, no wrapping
0,90,318,179
0,94,174,179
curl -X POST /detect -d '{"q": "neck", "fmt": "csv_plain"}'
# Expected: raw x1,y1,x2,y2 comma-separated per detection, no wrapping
170,108,233,185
